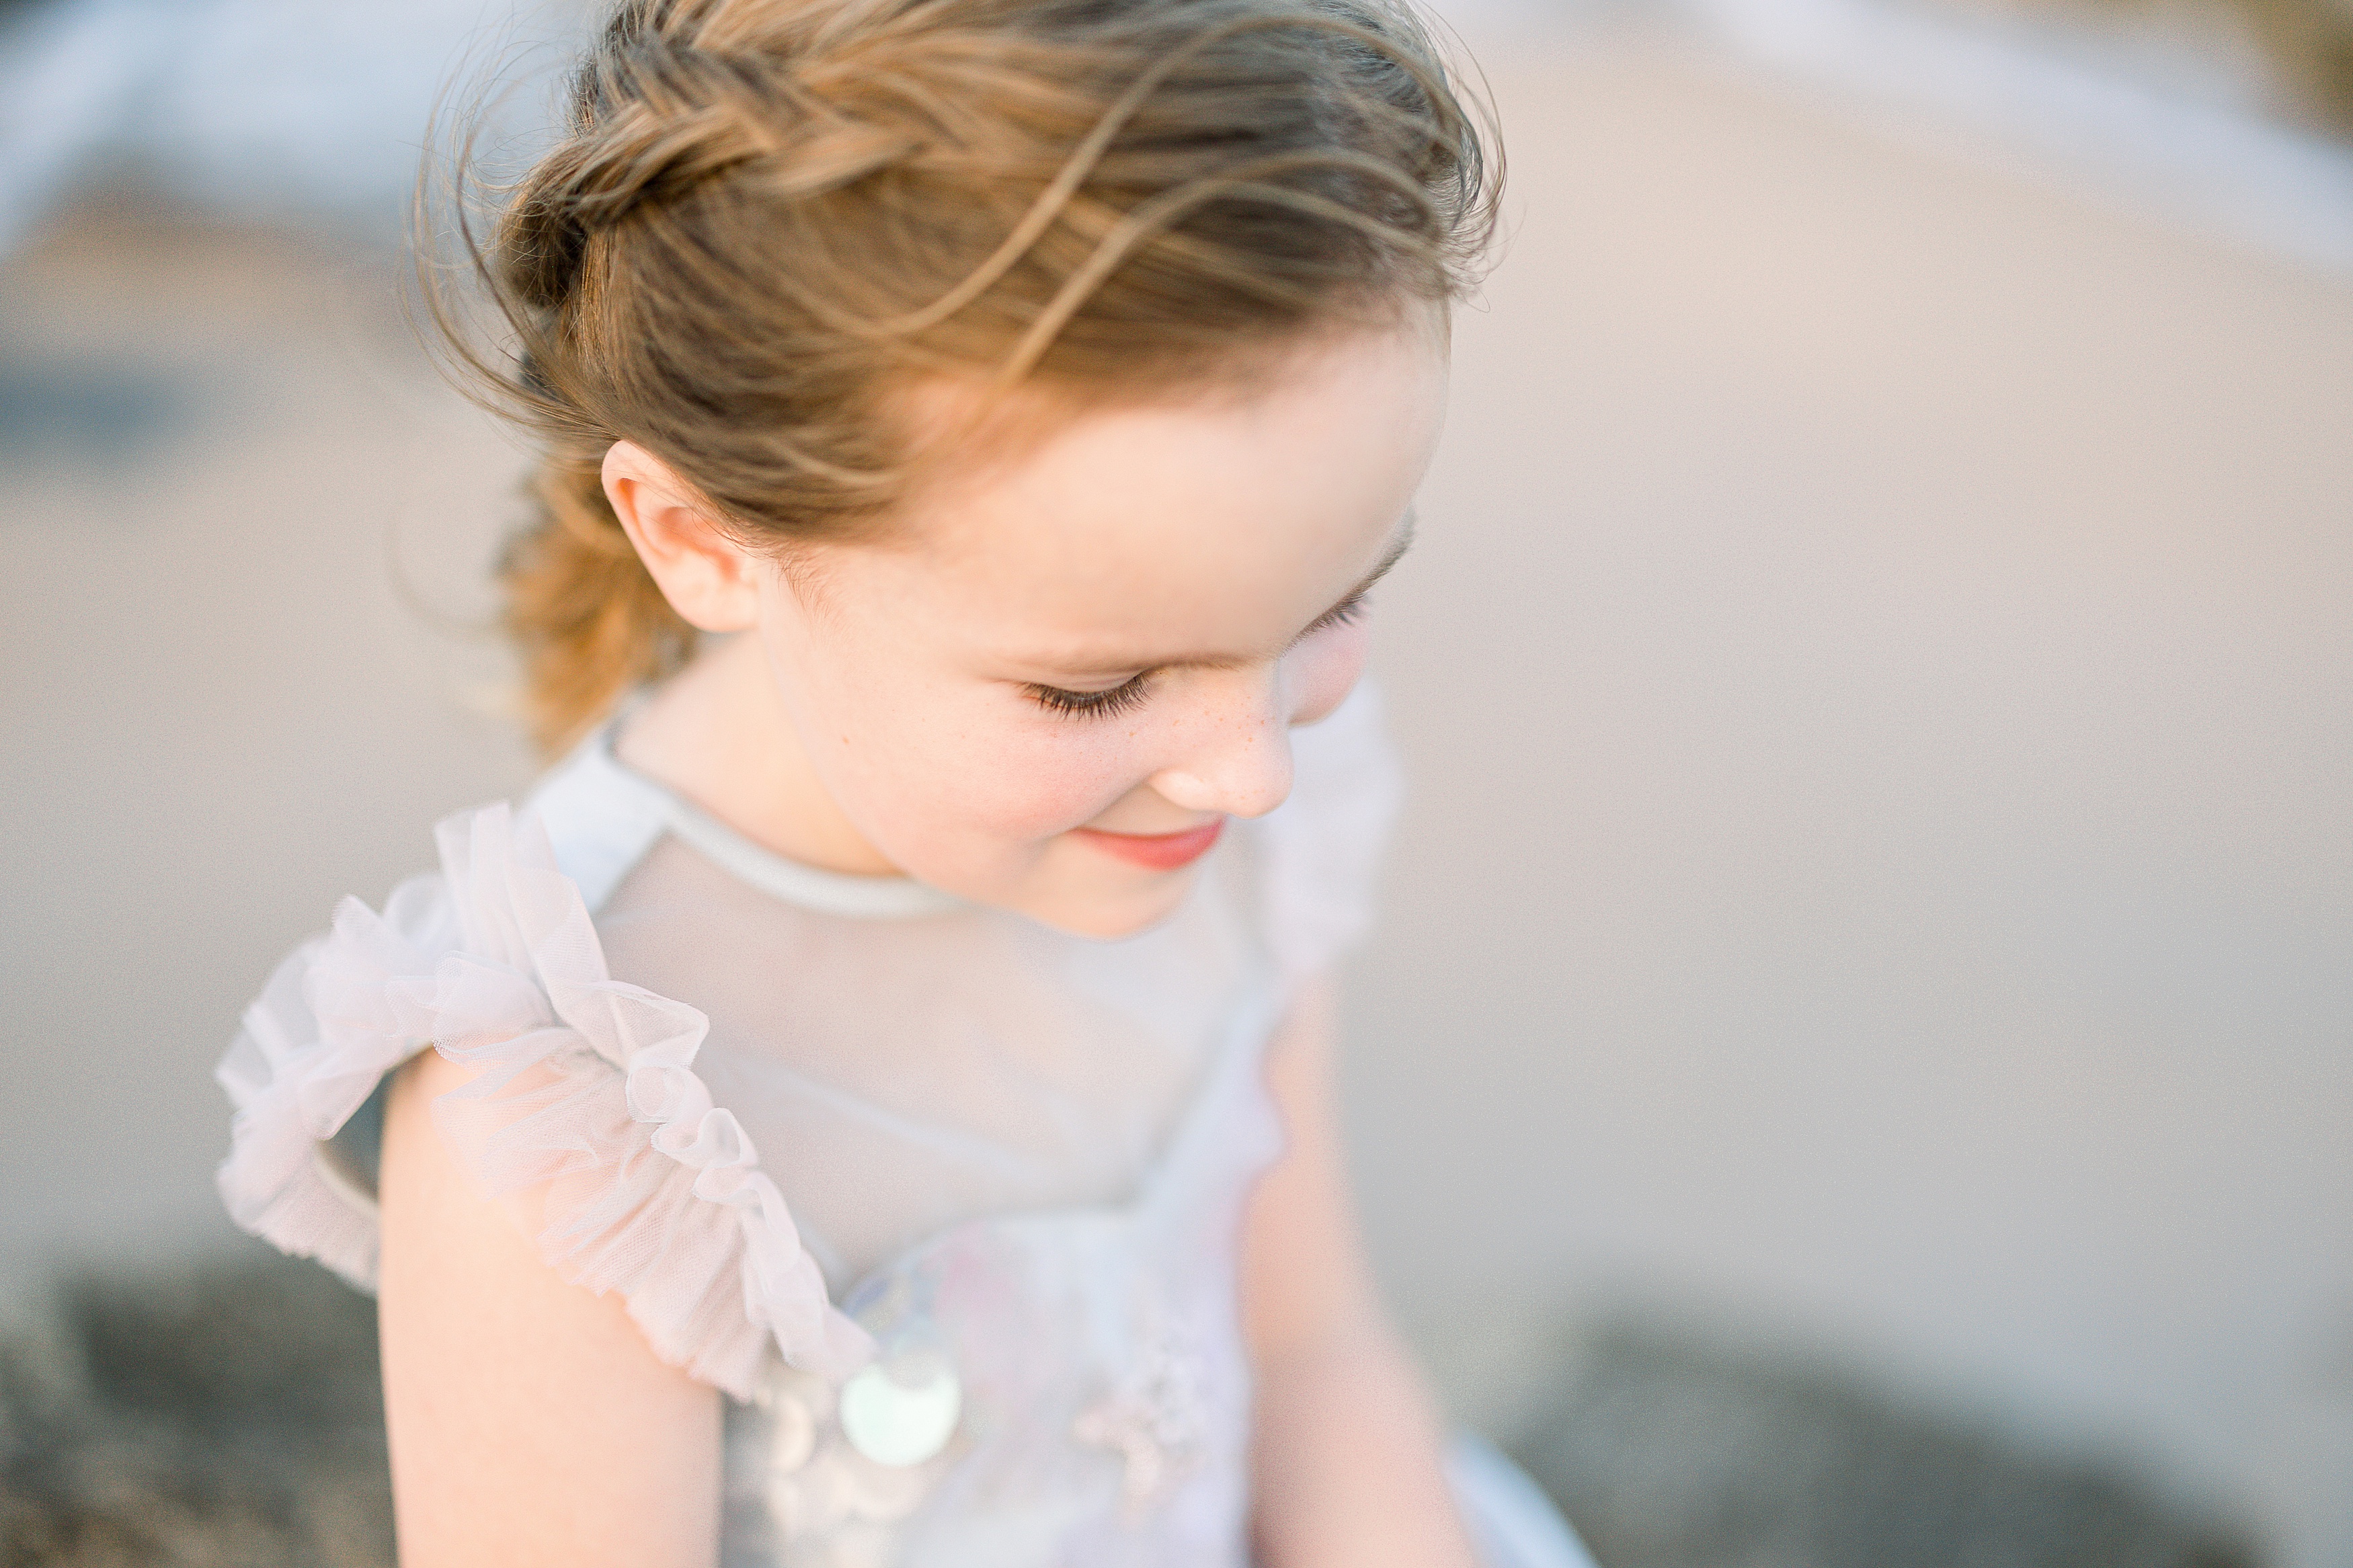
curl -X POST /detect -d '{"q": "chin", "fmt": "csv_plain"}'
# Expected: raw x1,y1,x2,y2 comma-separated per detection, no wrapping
1014,862,1203,941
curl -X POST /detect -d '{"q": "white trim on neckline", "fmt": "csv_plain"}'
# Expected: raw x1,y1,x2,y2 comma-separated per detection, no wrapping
526,723,968,921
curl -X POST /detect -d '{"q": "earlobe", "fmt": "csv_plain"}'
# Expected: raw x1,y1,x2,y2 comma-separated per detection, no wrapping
602,442,763,634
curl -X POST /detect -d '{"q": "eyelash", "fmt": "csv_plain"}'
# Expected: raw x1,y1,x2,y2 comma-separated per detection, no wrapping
1027,673,1154,720
1307,591,1370,634
1024,591,1371,721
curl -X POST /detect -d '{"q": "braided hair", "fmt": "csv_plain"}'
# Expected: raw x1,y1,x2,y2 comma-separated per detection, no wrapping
428,0,1497,755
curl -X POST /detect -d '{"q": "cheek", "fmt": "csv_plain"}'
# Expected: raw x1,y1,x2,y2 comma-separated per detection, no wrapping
756,589,1140,882
943,726,1137,837
1287,622,1373,726
843,696,1144,852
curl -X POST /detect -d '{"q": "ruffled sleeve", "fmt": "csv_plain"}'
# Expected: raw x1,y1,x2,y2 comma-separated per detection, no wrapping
214,804,874,1399
1254,679,1405,979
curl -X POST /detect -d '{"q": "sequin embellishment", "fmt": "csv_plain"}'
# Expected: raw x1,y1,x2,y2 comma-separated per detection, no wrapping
840,1347,963,1468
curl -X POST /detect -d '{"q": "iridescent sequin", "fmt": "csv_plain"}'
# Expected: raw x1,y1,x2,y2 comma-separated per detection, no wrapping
840,1348,963,1468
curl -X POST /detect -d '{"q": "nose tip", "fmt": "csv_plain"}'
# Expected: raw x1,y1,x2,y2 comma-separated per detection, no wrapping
1156,769,1273,818
1152,705,1295,821
1153,768,1290,820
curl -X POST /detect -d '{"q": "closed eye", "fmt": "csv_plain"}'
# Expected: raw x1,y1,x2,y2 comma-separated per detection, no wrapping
1023,524,1402,721
1298,589,1370,641
1027,671,1153,720
1289,518,1408,647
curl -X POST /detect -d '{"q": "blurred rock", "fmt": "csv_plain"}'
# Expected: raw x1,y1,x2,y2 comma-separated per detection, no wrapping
0,1248,2266,1568
0,1247,391,1568
1507,1319,2260,1568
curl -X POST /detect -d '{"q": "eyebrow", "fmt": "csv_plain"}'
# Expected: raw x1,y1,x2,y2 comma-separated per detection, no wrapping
1044,513,1418,678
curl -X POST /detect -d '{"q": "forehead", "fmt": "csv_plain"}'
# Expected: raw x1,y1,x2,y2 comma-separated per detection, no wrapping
869,321,1449,662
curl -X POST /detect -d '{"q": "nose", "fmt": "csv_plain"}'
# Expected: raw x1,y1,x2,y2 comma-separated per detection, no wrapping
1148,672,1296,821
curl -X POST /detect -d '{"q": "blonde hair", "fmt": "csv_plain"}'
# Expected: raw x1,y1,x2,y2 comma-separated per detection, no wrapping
432,0,1498,755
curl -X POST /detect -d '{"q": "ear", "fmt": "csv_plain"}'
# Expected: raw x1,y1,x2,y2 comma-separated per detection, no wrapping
602,441,764,633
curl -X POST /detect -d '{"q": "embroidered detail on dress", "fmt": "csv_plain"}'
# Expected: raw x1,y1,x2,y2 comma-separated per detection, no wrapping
1072,1309,1211,1516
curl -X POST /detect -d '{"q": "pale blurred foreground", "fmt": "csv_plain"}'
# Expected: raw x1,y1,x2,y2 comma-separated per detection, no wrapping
1,7,2348,1568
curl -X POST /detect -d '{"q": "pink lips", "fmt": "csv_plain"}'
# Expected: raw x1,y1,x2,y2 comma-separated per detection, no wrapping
1070,818,1226,872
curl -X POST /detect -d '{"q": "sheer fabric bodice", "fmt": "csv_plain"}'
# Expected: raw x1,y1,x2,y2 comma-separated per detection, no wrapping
570,765,1267,1292
216,684,1400,1567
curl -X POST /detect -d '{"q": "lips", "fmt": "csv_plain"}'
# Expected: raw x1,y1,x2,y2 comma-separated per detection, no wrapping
1070,817,1225,872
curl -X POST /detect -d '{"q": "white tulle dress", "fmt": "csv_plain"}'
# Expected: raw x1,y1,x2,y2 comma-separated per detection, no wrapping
214,685,1592,1568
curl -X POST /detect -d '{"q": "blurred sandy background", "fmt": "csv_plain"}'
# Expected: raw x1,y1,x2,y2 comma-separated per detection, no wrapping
1,1,2348,1564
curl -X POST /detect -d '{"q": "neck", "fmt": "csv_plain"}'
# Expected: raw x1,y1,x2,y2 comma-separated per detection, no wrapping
613,631,900,878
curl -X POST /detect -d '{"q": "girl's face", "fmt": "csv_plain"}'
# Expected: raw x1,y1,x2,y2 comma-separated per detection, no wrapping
653,317,1447,939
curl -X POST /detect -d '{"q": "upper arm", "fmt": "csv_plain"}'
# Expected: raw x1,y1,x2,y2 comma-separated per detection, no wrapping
1240,975,1386,1365
377,1047,721,1568
1240,977,1480,1568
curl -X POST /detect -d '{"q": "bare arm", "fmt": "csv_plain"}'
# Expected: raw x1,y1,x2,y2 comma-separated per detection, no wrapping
1242,978,1480,1568
377,1048,722,1568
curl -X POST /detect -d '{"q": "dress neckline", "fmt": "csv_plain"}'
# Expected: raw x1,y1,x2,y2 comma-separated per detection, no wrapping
552,721,969,921
836,958,1287,1307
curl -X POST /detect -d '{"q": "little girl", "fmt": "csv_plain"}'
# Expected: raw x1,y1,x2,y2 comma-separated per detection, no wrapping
216,1,1593,1563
